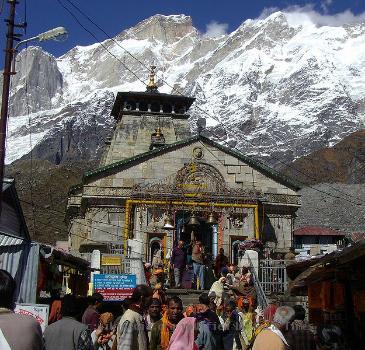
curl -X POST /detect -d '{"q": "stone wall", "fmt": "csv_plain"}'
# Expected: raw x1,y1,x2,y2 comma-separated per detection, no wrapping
101,114,191,165
69,140,299,256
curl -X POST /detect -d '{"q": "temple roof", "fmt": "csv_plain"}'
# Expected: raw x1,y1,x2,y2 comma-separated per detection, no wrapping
110,91,196,118
69,135,302,194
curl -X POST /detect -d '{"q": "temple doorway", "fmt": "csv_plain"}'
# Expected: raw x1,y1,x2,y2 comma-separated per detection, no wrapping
149,236,162,264
175,212,218,259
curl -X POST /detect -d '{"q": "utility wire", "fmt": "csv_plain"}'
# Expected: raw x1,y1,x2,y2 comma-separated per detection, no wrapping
55,0,146,88
55,0,365,207
202,127,365,207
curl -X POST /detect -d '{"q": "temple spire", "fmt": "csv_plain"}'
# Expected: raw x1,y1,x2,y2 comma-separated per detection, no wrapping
146,65,158,93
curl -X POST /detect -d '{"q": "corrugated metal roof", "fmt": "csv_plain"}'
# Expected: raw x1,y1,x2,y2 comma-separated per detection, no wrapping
0,234,39,303
0,232,26,246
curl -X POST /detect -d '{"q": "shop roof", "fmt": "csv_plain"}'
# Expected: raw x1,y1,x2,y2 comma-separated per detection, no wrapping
294,226,345,236
289,240,365,294
40,244,90,270
1,178,30,240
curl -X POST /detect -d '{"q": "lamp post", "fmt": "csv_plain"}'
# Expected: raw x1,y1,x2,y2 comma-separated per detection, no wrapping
11,27,68,73
0,0,68,216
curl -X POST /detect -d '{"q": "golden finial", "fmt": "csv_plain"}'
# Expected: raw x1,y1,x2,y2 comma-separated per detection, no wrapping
146,65,158,92
155,127,162,137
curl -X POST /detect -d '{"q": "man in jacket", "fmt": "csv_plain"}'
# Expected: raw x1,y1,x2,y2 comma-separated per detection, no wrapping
44,294,95,350
0,269,43,350
116,284,153,350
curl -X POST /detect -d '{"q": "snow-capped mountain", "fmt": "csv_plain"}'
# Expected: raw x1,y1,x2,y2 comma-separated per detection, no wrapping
6,12,365,165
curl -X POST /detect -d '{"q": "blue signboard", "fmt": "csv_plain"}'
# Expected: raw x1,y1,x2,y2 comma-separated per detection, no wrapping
94,274,136,301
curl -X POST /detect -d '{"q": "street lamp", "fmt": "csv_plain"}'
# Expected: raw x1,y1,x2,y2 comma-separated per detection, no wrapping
12,27,68,72
0,0,68,216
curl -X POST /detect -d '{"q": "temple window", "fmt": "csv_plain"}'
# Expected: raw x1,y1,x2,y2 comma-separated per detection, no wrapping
163,104,172,113
139,101,148,111
151,102,160,112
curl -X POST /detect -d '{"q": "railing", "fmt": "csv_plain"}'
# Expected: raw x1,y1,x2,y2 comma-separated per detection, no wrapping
259,259,288,295
123,257,146,285
247,255,268,309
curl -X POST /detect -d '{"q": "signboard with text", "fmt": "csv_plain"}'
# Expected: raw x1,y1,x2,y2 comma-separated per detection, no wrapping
94,274,136,301
14,303,49,332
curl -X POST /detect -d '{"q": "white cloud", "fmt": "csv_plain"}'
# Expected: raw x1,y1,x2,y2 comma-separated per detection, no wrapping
259,3,365,27
258,7,280,19
204,21,229,38
321,0,333,13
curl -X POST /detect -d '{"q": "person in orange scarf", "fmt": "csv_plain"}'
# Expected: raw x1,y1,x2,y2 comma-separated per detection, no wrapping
150,296,184,350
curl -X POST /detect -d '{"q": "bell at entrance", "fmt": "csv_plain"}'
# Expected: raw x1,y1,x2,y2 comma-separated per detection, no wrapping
163,217,174,230
206,212,217,225
188,214,200,226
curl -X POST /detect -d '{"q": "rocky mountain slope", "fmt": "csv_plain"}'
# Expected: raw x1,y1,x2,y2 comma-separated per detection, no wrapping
281,129,365,184
5,11,365,166
5,160,96,243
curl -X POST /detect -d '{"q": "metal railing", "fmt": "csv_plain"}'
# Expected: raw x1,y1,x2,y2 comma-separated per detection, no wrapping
259,259,288,295
247,255,268,309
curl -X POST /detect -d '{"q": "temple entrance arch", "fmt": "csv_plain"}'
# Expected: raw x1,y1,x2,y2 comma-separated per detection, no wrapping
175,211,217,259
149,236,162,264
231,237,247,265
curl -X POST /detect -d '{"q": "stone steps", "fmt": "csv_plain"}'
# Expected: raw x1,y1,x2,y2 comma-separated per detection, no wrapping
166,289,208,307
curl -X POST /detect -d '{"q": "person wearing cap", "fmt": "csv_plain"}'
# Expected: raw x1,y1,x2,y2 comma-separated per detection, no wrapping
237,299,254,348
252,306,295,350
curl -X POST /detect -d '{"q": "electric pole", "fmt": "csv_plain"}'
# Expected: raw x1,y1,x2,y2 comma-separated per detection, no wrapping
0,0,20,215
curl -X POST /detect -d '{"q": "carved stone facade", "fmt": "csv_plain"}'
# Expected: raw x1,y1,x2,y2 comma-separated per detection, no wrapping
67,88,301,263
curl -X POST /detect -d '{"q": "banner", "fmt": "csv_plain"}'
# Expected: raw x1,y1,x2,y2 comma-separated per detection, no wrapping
94,274,136,301
14,303,49,332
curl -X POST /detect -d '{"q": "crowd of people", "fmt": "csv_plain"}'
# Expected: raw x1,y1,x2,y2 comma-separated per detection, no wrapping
0,239,348,350
2,263,347,350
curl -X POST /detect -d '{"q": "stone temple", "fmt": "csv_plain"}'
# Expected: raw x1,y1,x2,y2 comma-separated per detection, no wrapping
66,68,301,267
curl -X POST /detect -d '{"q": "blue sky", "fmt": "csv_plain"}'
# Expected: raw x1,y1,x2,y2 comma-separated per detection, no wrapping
0,0,365,59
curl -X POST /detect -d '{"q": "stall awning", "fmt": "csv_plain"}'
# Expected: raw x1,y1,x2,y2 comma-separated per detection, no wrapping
289,240,365,295
294,226,345,236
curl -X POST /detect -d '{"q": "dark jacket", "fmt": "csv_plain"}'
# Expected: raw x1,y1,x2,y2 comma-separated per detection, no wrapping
150,319,174,350
171,247,186,269
195,309,223,350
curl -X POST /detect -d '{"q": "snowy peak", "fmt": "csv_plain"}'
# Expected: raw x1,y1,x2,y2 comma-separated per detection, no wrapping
122,14,197,44
6,11,365,166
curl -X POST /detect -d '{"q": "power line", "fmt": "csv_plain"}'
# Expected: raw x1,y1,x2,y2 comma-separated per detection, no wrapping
58,0,365,206
55,0,146,88
201,127,365,207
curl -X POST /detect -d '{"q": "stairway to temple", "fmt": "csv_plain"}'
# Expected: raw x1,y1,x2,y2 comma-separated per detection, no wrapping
166,289,208,307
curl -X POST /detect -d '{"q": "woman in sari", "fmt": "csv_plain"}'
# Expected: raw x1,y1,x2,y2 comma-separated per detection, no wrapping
167,317,198,350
